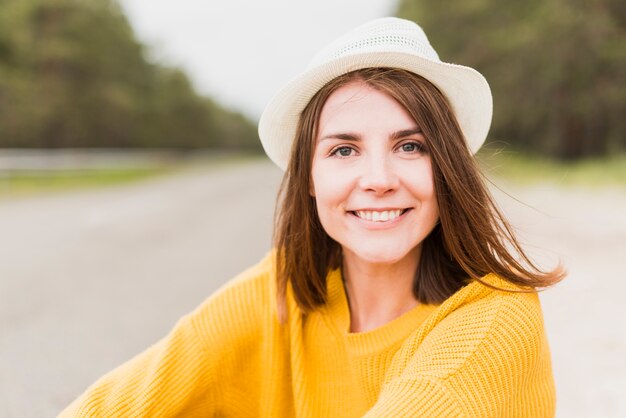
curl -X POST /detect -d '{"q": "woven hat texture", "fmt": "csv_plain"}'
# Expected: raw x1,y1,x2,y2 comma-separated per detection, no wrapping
258,17,492,170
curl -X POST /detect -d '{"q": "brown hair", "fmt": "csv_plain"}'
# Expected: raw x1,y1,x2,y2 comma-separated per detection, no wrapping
274,67,564,318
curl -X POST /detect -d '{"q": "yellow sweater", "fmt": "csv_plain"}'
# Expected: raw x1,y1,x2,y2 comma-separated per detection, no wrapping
60,253,556,417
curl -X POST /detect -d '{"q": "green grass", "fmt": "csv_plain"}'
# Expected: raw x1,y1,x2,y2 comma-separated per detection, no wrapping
477,150,626,188
0,152,266,199
0,167,177,198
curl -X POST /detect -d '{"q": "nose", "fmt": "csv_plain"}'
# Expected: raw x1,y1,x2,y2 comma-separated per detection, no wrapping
357,153,399,195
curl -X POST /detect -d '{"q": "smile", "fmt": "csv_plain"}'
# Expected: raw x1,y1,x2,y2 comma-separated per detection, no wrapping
351,209,409,222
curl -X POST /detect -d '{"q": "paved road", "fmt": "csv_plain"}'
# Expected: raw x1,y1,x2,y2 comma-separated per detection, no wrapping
1,159,624,417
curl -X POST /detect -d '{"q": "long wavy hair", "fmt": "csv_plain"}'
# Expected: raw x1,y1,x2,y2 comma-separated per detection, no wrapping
274,67,564,319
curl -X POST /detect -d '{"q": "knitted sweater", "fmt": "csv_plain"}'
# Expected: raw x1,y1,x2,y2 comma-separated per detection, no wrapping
60,253,556,417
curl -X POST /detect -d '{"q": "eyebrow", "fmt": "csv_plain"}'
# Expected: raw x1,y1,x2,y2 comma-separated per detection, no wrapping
319,128,422,142
319,132,360,142
390,128,423,140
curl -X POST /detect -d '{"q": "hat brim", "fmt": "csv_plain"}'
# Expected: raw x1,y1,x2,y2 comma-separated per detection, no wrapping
258,51,492,170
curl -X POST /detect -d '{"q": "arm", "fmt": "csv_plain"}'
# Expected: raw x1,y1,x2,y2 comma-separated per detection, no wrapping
364,292,556,418
59,313,217,417
59,257,273,417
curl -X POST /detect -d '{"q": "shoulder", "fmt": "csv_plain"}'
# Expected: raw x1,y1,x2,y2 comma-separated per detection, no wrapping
448,273,545,335
411,274,549,380
441,273,545,331
189,252,277,349
376,275,555,416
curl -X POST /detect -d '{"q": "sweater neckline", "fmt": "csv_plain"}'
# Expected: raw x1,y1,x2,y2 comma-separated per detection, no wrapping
323,268,439,355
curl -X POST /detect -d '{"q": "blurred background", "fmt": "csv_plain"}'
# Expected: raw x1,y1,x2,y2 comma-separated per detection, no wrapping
0,0,624,417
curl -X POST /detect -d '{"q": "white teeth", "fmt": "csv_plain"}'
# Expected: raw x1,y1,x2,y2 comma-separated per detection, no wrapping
355,209,403,222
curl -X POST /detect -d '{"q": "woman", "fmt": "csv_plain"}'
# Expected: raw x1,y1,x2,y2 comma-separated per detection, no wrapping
61,17,564,417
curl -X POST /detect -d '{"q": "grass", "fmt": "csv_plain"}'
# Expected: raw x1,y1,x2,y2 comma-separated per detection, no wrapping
0,151,266,199
477,149,626,189
0,167,177,198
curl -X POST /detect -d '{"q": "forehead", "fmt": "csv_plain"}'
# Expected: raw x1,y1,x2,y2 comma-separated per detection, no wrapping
317,80,417,137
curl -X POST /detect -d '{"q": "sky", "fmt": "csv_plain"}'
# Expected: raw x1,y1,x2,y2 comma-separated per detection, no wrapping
117,0,399,119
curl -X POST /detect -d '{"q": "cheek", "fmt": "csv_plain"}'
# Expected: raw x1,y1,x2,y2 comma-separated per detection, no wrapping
423,180,440,225
312,174,341,210
311,167,353,230
406,167,439,213
311,161,341,204
425,180,438,211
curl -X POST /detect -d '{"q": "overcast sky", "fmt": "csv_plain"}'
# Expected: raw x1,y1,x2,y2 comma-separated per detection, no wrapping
117,0,399,119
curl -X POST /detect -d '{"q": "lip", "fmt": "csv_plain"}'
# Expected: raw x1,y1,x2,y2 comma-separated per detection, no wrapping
347,208,412,229
349,207,409,212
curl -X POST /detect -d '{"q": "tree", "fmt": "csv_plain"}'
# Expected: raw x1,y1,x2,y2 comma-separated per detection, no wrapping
0,0,260,150
397,0,625,159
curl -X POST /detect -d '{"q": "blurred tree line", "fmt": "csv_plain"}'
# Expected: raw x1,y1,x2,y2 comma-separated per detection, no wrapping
0,0,260,150
397,0,625,160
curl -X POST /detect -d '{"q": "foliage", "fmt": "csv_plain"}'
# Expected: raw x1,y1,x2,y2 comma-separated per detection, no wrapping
478,148,626,188
0,0,260,149
396,0,625,160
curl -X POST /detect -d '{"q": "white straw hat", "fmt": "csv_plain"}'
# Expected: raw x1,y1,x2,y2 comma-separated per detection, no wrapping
258,17,492,170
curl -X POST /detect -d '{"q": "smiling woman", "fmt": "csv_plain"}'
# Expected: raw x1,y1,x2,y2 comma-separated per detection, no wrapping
60,17,565,417
313,81,438,261
309,80,440,332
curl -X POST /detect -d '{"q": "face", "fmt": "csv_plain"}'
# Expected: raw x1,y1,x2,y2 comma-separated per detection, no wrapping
310,81,439,267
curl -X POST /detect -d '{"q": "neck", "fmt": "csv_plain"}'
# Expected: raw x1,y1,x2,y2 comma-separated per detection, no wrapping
342,248,420,333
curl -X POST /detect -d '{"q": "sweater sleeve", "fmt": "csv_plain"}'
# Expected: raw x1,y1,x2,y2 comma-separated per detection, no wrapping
58,313,216,417
58,256,273,418
363,291,555,418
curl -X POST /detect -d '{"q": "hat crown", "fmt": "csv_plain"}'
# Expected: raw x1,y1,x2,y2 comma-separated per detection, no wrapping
308,17,440,70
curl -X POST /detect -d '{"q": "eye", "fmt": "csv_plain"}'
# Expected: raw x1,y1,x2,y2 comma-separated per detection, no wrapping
330,146,356,158
398,141,427,154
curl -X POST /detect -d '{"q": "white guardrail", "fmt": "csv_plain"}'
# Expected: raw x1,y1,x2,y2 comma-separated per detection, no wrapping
0,149,197,171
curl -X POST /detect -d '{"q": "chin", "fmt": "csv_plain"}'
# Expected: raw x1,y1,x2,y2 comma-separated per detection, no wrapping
347,246,414,266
